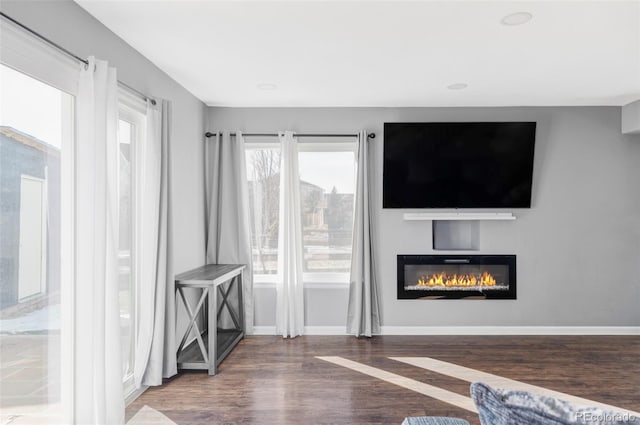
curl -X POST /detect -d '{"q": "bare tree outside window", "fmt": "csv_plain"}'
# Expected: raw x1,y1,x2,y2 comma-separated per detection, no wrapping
246,149,280,274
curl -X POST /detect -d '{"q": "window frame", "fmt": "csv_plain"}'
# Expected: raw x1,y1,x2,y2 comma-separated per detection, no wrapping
245,139,357,289
116,94,146,396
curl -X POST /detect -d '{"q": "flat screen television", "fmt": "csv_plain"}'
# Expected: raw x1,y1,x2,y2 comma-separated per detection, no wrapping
383,122,536,208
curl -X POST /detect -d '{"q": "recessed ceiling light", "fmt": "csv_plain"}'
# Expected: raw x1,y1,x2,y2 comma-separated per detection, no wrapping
447,83,468,90
257,83,277,90
501,12,533,26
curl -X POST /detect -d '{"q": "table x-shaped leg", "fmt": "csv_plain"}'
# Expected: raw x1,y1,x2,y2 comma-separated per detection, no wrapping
176,286,209,363
217,278,241,330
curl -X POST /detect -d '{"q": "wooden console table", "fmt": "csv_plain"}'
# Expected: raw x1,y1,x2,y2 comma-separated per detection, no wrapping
175,264,245,375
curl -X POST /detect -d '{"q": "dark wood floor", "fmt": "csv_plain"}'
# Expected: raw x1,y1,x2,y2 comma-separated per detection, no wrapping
126,335,640,425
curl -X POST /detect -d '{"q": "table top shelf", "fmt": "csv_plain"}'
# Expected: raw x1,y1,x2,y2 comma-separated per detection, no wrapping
175,264,245,287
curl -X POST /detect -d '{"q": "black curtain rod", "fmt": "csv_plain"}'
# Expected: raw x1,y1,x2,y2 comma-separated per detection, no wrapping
205,132,375,139
0,12,156,105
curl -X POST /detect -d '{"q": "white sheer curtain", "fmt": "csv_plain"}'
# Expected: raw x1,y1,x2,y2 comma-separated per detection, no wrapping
75,56,124,424
347,131,381,337
205,131,254,333
133,99,176,387
276,131,305,338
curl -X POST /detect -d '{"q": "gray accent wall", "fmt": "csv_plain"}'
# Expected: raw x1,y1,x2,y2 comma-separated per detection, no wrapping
209,106,640,327
1,0,208,276
2,0,636,327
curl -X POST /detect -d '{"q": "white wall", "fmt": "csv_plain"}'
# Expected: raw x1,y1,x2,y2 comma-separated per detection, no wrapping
209,106,640,327
1,0,208,275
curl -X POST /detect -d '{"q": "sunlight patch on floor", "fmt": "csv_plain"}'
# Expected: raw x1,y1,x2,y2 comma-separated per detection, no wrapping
317,355,639,418
391,356,640,418
316,356,478,413
127,405,177,425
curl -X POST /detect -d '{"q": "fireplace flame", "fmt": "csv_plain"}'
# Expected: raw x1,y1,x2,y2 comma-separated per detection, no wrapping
417,271,497,287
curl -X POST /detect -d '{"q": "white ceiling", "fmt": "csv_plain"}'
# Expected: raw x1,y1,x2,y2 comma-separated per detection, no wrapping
75,0,640,107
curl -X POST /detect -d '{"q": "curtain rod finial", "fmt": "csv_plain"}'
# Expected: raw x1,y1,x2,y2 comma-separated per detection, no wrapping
368,133,376,139
205,132,215,138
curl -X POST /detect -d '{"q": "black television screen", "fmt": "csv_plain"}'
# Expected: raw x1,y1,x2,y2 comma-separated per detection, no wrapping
383,122,536,208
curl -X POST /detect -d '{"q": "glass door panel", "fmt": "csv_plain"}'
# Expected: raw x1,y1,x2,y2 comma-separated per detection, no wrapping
0,63,73,424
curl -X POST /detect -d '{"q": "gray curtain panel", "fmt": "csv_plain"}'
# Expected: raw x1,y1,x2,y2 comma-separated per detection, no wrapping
205,131,254,333
141,99,177,386
347,131,381,337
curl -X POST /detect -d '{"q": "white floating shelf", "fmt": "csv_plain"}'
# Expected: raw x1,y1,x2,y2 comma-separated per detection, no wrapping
403,212,516,221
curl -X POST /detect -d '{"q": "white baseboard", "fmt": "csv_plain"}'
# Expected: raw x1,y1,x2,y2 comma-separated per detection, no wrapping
251,326,346,335
125,385,148,406
304,326,346,335
379,326,640,335
251,326,276,335
251,325,640,336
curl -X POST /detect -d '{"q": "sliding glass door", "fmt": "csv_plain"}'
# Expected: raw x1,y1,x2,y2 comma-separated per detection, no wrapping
1,16,150,422
117,101,146,397
0,63,74,424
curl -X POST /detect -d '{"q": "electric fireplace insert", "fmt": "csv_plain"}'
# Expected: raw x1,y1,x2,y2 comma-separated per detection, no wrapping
397,255,516,299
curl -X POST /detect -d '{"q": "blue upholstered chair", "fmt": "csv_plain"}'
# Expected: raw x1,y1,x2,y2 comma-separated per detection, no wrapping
402,382,640,425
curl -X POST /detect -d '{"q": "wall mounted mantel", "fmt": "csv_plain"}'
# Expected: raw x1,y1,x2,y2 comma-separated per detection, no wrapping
403,212,516,221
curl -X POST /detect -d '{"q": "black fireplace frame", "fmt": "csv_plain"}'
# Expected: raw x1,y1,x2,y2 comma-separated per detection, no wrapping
397,255,517,300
